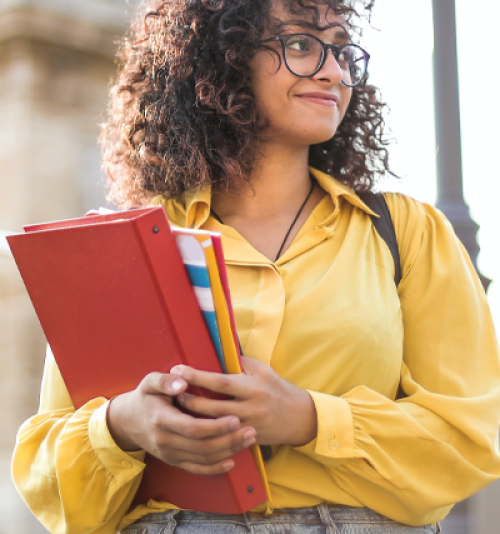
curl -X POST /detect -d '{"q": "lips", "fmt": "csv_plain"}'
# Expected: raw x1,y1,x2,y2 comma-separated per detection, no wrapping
296,92,340,108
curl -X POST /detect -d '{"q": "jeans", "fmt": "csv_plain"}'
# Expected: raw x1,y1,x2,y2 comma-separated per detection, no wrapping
121,505,441,534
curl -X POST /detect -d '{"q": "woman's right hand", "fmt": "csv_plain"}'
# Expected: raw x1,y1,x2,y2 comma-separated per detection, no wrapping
106,372,257,475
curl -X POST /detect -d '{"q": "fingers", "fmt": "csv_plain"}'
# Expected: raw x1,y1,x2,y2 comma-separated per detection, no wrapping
140,372,188,396
176,459,236,476
177,392,239,419
150,411,257,476
154,404,240,439
163,426,257,464
133,370,260,476
170,365,247,398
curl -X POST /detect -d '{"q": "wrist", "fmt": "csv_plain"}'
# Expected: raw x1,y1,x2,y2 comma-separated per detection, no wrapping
285,387,318,447
106,393,141,452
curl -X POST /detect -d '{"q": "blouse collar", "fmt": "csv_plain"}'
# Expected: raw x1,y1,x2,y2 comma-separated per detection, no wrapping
150,167,378,229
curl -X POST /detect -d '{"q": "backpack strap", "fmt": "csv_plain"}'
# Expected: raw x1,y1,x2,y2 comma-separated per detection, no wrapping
358,192,402,286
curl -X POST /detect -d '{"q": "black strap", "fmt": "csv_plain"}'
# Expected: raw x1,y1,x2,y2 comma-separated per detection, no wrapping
358,192,402,286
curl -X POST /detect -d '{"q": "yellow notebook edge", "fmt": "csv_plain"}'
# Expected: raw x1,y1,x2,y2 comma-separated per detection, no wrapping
201,242,241,375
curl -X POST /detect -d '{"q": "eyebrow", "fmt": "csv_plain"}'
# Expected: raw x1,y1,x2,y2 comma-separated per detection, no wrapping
278,19,351,41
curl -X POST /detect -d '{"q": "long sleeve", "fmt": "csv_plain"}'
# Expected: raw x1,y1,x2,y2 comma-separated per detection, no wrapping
12,348,146,534
295,194,500,525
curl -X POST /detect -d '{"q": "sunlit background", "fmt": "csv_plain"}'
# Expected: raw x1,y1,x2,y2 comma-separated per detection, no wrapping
362,0,500,330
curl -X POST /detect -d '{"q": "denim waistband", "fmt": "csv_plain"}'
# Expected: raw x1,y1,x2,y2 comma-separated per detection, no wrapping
122,505,440,534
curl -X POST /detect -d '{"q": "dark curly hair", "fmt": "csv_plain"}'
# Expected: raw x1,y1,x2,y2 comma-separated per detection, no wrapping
101,0,393,207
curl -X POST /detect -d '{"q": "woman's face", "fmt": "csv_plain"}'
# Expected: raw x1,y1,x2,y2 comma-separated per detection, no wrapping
250,2,353,147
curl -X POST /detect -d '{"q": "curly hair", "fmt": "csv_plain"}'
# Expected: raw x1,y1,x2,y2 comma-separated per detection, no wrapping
101,0,393,207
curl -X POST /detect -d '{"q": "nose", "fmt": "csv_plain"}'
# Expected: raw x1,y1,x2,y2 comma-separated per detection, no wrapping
311,48,343,85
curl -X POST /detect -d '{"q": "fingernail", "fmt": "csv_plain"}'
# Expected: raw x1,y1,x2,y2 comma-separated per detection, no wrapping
171,379,185,391
222,460,234,472
244,429,256,441
243,437,256,447
170,365,184,376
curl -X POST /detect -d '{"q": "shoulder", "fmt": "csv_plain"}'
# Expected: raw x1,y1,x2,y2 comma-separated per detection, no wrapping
382,191,431,226
380,192,462,282
381,191,456,238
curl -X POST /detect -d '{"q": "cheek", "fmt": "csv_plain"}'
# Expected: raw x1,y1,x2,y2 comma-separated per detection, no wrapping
250,51,282,94
252,77,292,124
250,51,297,114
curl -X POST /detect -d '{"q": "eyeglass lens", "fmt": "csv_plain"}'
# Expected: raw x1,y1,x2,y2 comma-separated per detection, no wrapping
283,34,367,86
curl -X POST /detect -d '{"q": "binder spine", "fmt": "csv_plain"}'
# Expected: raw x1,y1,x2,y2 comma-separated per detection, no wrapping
130,210,222,374
130,214,185,361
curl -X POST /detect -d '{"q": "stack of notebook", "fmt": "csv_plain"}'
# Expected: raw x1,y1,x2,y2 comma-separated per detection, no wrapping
7,206,270,514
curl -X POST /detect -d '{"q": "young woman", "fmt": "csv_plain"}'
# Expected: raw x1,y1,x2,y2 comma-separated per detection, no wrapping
13,0,500,533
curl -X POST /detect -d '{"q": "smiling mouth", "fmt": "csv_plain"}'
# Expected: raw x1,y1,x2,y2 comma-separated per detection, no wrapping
296,94,339,108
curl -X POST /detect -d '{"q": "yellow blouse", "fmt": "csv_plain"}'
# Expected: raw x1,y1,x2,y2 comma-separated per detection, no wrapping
12,169,500,533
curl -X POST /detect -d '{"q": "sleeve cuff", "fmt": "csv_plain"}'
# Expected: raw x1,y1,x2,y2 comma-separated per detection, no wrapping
294,391,355,460
89,401,146,482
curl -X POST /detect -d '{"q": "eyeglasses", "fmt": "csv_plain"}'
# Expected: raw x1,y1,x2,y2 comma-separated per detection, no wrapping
262,33,370,87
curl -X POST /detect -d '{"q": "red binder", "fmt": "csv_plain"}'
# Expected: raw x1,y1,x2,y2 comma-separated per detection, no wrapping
7,206,268,514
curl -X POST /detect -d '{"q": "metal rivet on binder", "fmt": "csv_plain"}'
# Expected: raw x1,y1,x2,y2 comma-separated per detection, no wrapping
247,486,254,493
152,226,160,234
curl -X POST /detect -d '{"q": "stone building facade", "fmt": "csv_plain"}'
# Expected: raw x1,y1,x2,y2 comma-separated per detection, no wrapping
0,1,499,534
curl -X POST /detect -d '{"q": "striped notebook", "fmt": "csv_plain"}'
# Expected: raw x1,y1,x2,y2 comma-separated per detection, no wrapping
174,231,226,373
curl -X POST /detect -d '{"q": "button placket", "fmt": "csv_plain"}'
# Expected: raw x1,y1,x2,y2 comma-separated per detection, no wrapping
244,266,285,366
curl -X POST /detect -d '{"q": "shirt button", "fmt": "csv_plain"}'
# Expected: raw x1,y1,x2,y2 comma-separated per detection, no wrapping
121,460,132,468
330,439,339,451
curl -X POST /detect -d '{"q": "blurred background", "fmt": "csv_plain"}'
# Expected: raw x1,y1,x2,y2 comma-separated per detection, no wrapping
0,0,498,533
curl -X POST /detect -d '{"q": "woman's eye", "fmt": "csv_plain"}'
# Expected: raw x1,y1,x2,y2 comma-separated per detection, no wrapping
286,37,311,52
338,48,353,64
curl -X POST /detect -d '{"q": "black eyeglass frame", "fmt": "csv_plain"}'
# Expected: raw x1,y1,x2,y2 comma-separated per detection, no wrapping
262,33,370,87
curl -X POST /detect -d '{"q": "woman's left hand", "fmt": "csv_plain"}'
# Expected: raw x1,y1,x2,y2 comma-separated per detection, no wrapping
171,357,317,447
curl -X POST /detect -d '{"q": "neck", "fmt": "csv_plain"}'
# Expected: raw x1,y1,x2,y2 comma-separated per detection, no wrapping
211,143,312,220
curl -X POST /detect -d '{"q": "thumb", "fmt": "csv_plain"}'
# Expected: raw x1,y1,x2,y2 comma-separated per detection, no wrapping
140,372,187,396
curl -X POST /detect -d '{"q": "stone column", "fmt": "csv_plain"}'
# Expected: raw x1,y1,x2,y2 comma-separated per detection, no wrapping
432,0,490,291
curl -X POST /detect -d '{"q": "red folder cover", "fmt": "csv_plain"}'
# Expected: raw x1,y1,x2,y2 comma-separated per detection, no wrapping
7,206,267,514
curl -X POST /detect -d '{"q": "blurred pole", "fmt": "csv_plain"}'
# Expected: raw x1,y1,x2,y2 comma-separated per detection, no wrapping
432,0,490,291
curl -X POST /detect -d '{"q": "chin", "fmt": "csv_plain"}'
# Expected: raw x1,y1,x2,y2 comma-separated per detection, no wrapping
267,123,340,146
302,123,340,145
301,129,339,146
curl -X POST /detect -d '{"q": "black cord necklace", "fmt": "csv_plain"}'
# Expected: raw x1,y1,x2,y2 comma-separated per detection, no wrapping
210,178,316,262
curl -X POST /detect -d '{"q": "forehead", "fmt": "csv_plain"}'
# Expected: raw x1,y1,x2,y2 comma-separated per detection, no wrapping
270,1,350,40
